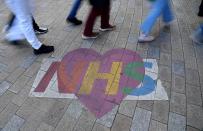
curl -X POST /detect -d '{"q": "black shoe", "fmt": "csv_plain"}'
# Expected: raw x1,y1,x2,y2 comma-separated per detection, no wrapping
35,27,48,34
34,44,54,55
66,17,82,25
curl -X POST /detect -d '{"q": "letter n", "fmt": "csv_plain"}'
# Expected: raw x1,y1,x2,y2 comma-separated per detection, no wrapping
34,62,60,92
34,61,86,93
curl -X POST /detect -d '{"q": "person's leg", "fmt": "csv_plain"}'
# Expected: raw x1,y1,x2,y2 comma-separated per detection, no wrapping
140,0,166,35
101,2,110,28
138,0,167,42
2,13,15,33
7,13,38,30
5,16,25,41
83,7,100,39
5,0,54,54
32,17,39,30
100,1,115,31
5,0,41,48
31,17,42,33
67,0,82,25
5,13,47,34
32,17,48,34
162,0,174,24
190,24,203,45
198,0,203,16
7,13,15,30
68,0,82,19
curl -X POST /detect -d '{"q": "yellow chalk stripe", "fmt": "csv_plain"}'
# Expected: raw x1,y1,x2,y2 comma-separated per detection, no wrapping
79,61,122,95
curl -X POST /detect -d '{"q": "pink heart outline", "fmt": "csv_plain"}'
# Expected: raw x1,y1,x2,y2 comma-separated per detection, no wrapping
60,48,145,118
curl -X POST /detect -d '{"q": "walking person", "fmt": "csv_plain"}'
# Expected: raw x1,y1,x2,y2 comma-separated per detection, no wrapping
138,0,174,42
82,0,115,39
66,0,83,25
4,0,54,55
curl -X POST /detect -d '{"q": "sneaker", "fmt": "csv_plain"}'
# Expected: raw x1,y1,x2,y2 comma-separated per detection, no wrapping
82,32,100,39
99,25,116,31
33,44,54,55
190,28,203,45
138,33,155,43
66,17,82,25
35,27,48,34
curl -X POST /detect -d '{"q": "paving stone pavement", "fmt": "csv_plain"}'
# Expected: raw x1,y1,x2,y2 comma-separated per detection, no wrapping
0,0,203,131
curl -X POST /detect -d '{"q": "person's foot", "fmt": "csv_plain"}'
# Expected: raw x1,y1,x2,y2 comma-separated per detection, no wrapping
138,33,155,43
163,20,174,28
82,32,100,39
99,25,116,31
33,44,54,55
190,27,203,45
66,17,82,25
35,27,48,34
2,25,9,33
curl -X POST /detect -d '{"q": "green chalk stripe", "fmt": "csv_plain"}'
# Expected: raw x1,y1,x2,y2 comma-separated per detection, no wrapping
123,88,133,94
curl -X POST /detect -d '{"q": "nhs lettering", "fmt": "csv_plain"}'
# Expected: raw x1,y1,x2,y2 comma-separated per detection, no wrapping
33,48,145,96
30,48,168,117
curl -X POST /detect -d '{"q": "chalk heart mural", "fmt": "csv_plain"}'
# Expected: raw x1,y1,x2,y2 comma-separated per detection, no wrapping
29,48,168,118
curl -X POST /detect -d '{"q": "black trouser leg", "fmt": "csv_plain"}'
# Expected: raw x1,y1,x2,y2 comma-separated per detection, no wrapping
32,17,39,30
7,13,15,31
198,0,203,16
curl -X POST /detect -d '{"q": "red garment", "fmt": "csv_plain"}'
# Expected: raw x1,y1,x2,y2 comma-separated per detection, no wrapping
83,3,110,35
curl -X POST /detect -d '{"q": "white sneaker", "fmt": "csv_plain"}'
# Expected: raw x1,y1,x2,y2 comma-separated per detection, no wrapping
138,34,155,43
35,27,48,34
82,32,100,39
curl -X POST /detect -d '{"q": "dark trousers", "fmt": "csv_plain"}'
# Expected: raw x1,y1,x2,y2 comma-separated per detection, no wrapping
198,0,203,16
7,13,39,30
68,0,83,19
83,4,110,35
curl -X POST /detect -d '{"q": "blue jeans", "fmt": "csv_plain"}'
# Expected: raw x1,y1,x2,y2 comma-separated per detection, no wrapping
68,0,82,19
201,24,203,35
141,0,174,35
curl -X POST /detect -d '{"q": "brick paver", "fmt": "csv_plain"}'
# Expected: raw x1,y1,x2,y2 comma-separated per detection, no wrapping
0,0,203,131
